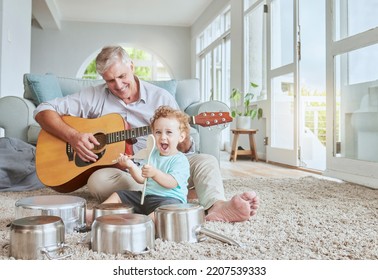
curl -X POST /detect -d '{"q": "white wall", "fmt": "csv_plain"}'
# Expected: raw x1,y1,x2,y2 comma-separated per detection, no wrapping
31,21,192,79
229,0,244,92
0,0,31,98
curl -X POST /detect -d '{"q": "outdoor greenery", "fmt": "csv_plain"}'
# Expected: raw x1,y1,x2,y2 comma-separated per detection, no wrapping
82,47,152,80
83,60,97,79
301,87,327,146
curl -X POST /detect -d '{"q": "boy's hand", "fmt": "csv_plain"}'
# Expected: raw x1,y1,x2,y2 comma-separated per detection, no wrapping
116,153,134,169
141,164,157,178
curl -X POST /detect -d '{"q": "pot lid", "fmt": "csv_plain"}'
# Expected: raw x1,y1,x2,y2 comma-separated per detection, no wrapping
155,203,204,212
11,215,63,228
15,195,86,209
95,213,152,226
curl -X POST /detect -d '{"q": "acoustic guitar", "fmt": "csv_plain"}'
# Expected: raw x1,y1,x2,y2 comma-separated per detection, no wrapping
36,112,232,193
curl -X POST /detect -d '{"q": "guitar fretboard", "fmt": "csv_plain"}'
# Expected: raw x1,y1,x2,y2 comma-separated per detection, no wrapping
107,125,152,144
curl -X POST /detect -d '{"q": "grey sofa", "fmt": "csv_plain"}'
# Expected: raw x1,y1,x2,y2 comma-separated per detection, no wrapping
0,74,230,162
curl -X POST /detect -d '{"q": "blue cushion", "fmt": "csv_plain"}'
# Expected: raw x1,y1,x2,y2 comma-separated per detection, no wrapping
147,80,177,97
25,73,63,105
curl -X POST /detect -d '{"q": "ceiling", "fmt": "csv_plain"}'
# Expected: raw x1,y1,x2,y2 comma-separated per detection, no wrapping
32,0,214,29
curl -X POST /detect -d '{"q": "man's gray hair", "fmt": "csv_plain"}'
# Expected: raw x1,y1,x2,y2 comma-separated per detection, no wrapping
96,46,133,76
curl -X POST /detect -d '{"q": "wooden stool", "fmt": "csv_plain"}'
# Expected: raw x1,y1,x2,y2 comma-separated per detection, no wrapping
229,129,259,162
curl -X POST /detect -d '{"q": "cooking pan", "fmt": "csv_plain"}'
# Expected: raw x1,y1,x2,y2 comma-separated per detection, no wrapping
82,213,154,255
154,204,243,247
15,195,86,233
93,203,134,219
8,215,72,260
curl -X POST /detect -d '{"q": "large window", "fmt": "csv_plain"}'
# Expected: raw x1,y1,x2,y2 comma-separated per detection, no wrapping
333,0,378,162
244,0,267,101
196,6,231,150
323,0,378,187
334,0,378,41
80,46,172,81
196,6,231,103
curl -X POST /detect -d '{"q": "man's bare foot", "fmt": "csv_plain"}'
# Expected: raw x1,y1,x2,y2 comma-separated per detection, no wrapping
205,191,259,222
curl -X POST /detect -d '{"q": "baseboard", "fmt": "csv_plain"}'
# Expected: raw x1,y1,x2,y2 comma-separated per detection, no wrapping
323,168,378,189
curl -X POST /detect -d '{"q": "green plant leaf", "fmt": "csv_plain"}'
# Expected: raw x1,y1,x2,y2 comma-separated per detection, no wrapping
244,93,254,101
257,107,263,119
230,88,242,102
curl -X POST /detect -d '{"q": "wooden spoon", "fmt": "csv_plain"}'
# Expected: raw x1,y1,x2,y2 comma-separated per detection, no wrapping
136,134,156,205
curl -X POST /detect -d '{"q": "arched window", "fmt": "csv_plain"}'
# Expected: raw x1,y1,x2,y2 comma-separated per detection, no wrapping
79,46,173,81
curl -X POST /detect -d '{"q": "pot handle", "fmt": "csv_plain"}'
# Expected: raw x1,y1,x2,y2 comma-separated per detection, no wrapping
124,246,151,255
196,226,244,247
40,243,73,260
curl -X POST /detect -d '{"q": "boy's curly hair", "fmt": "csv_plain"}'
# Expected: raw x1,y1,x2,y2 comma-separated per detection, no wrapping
150,106,190,137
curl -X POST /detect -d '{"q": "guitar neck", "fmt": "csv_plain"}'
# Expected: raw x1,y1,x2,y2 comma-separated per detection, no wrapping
106,116,197,144
107,111,231,144
107,125,152,144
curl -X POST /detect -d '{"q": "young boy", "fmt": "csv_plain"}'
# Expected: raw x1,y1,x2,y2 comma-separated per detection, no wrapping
88,106,191,223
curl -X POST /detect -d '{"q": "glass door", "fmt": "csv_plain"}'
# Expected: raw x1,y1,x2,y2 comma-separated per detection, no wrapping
298,0,326,171
266,0,299,166
266,0,327,170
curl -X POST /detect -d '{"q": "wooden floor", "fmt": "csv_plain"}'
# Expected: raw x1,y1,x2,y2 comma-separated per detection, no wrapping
219,151,314,180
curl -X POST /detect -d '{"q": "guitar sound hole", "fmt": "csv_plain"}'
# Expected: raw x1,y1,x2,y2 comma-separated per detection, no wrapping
93,133,107,152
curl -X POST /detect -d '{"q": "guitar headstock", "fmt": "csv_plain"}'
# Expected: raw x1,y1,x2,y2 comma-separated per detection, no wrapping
192,112,233,127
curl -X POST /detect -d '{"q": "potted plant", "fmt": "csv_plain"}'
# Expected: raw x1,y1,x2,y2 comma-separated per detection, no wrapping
230,82,263,129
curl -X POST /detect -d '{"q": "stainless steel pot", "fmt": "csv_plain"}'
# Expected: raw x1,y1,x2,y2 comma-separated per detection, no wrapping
155,203,243,247
93,203,134,219
15,195,86,233
91,213,154,255
9,215,72,260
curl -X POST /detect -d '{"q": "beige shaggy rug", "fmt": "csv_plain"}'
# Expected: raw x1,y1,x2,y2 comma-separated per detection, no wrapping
0,176,377,260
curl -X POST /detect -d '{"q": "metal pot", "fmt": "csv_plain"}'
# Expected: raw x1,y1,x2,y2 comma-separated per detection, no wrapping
9,215,72,260
15,195,86,233
155,203,243,246
93,203,134,219
91,213,154,255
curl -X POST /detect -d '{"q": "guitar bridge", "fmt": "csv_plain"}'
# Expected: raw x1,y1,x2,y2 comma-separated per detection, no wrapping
66,144,74,161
